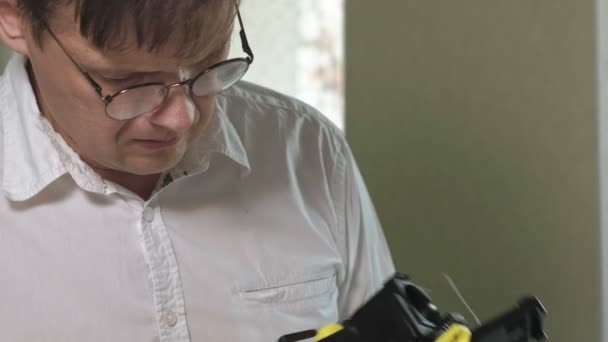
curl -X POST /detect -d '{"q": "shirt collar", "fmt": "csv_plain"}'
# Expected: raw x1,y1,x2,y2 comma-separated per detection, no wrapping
171,94,251,180
2,54,250,202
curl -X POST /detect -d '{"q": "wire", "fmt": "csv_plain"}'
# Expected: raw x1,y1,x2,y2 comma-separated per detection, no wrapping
443,273,482,326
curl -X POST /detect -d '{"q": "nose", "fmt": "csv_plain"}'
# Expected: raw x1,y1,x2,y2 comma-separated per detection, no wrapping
145,83,200,132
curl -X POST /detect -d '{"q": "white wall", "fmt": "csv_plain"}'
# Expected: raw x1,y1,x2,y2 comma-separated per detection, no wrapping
237,0,344,129
236,1,299,97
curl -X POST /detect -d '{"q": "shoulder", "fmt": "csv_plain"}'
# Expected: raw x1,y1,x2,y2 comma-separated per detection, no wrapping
220,80,348,160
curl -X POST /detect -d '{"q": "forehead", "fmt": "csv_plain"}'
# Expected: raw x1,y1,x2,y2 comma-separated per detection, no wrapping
44,0,234,69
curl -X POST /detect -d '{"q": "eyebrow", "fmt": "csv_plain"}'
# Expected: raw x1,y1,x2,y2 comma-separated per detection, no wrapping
90,68,162,78
82,50,225,78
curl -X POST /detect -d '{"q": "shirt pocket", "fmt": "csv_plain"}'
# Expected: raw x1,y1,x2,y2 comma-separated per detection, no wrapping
234,272,340,341
237,272,338,309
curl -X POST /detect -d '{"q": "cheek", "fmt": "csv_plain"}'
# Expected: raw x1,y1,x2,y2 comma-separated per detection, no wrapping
30,48,90,110
30,54,120,141
197,96,216,122
189,96,217,138
55,114,122,163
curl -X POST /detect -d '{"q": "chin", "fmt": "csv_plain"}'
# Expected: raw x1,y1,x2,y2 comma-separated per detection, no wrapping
124,154,184,176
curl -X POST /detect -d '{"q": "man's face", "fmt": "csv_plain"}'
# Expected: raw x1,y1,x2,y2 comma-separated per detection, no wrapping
25,5,228,177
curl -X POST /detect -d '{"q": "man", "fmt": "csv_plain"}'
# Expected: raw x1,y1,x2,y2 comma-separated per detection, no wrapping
0,0,395,341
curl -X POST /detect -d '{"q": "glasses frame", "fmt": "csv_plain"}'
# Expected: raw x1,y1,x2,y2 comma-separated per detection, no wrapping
40,5,254,120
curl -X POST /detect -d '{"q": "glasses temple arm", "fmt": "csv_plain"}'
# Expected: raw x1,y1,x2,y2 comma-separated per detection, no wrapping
236,9,254,63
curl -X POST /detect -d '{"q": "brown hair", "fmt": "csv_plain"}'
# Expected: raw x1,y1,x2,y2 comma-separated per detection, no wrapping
17,0,237,58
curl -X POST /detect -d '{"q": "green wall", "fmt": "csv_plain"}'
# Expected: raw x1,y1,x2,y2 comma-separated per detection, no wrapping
346,1,600,341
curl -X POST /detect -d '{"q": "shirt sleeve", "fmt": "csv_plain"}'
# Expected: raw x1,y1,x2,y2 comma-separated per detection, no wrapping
331,137,396,320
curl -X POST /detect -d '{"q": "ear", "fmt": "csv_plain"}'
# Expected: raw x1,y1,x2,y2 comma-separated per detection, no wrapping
0,0,29,55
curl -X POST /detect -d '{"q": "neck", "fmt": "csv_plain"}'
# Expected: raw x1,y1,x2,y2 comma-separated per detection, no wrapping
94,167,161,200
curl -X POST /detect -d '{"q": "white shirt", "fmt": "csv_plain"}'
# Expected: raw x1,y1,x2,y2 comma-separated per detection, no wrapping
0,54,395,342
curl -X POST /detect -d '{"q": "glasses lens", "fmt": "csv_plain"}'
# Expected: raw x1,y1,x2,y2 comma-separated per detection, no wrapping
192,60,250,97
106,85,167,120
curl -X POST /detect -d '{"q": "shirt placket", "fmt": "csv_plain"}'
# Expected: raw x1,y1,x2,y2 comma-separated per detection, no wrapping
140,200,191,341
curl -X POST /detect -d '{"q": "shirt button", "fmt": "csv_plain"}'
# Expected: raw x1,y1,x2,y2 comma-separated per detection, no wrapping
163,310,178,327
143,207,155,222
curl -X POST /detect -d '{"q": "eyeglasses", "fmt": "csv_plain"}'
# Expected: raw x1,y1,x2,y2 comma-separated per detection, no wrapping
42,7,254,120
